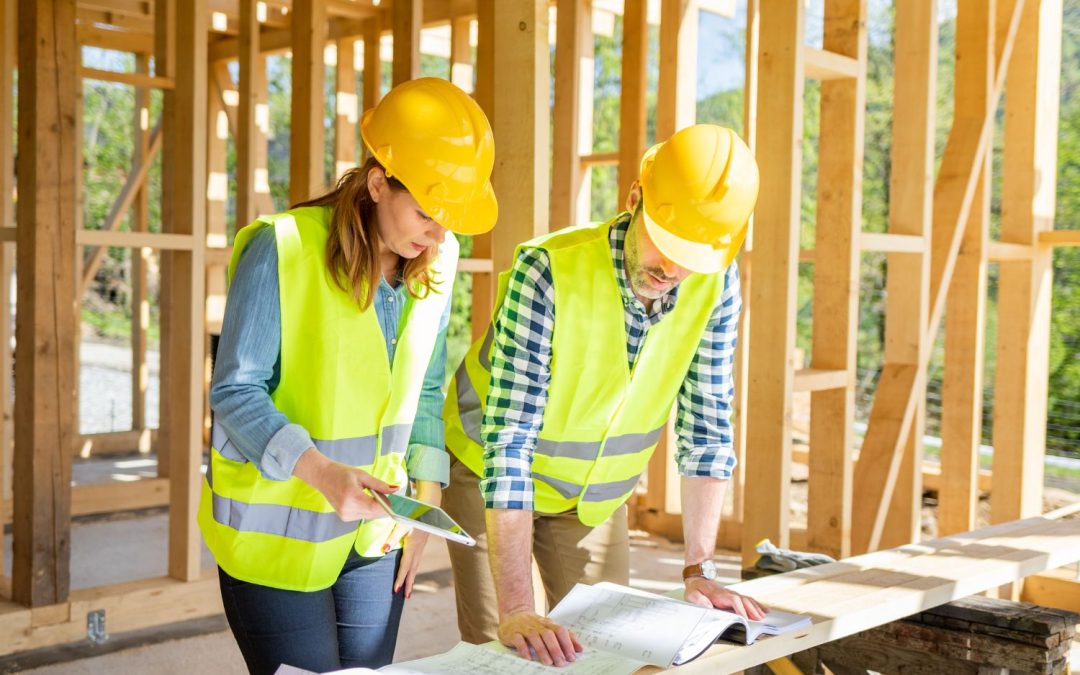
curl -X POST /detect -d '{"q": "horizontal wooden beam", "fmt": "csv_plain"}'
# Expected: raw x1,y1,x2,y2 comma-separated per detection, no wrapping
580,151,619,167
81,66,174,89
3,478,169,522
1021,565,1080,614
860,232,925,253
791,447,991,492
803,45,860,80
457,257,494,273
793,368,849,392
1038,229,1080,246
76,230,194,250
987,240,1034,261
76,429,156,457
77,25,154,53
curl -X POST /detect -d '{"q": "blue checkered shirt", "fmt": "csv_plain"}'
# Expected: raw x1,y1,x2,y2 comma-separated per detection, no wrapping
480,213,742,510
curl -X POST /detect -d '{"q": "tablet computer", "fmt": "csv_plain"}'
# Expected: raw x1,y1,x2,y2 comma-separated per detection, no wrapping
371,491,476,547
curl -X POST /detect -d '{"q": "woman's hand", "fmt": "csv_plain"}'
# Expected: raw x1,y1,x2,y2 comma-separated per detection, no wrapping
393,480,442,598
293,448,397,521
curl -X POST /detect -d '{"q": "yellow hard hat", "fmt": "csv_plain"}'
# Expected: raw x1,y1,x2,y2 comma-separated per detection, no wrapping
639,124,759,274
360,77,497,235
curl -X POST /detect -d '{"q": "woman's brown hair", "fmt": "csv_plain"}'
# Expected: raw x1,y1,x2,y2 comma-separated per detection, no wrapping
293,156,439,311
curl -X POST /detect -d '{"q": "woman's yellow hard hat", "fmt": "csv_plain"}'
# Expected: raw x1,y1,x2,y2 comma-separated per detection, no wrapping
639,124,759,274
360,77,497,235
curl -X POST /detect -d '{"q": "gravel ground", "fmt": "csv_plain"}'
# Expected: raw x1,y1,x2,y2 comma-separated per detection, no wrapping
78,339,160,434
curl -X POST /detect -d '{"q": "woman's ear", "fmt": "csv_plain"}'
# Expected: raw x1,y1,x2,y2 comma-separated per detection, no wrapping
368,166,387,203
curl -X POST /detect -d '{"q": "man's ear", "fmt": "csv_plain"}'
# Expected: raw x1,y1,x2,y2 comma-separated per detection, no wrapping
625,180,642,213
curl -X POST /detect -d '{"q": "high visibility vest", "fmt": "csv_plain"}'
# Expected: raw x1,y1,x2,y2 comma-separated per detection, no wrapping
199,206,457,591
444,218,725,527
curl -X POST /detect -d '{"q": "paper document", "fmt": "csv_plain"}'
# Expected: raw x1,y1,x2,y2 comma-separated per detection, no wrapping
382,641,642,675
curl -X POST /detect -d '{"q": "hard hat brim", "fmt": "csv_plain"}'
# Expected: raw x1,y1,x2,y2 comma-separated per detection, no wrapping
640,205,734,275
429,179,498,236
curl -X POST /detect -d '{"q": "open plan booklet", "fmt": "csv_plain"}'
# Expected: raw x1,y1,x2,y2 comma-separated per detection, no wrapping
278,581,810,674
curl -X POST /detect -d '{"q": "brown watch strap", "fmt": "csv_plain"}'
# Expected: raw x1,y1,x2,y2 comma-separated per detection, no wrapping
682,563,704,580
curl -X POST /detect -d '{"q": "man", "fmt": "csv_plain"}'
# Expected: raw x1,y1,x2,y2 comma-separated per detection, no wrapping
443,124,765,667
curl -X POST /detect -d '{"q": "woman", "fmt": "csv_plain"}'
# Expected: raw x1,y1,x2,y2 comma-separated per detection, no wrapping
198,78,496,674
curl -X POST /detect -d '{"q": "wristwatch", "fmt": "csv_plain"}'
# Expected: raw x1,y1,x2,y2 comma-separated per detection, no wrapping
682,560,718,581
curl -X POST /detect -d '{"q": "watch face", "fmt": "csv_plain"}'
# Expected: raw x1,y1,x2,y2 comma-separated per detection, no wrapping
701,560,718,579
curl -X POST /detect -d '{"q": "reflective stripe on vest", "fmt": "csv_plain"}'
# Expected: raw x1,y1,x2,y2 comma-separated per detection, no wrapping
444,218,725,527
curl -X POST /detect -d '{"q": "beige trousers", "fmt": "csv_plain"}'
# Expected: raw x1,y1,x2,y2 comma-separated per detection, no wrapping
442,456,630,644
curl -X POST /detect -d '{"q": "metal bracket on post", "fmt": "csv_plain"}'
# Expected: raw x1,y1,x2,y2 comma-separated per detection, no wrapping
87,609,108,644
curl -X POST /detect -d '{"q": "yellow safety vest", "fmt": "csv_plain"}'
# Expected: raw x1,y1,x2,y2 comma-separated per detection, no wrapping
444,218,724,527
199,206,457,591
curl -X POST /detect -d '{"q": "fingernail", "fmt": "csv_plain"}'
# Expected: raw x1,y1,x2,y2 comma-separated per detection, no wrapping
382,544,391,554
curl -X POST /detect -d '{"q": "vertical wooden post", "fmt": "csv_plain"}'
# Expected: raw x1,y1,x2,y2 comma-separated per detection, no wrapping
335,36,359,182
878,0,936,550
806,0,866,560
656,0,697,141
13,0,77,606
490,0,549,272
362,15,383,121
206,65,229,335
450,14,474,92
254,55,274,215
156,0,207,582
938,0,993,537
236,0,259,225
131,55,151,449
392,0,421,86
742,0,804,565
617,0,647,206
470,0,496,341
992,0,1059,524
0,0,16,547
551,0,591,231
289,0,326,205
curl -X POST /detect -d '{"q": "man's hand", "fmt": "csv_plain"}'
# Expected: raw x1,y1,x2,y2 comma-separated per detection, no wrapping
498,610,583,667
293,448,397,521
684,577,767,621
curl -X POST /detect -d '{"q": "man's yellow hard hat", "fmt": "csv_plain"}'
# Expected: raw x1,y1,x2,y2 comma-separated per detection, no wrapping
360,77,497,235
639,124,759,274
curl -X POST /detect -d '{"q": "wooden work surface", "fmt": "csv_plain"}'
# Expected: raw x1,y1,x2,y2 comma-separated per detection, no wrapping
642,517,1080,674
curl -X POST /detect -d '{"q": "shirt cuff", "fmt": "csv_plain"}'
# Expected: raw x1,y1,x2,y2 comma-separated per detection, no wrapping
406,443,451,487
675,447,737,480
480,475,535,511
262,423,315,481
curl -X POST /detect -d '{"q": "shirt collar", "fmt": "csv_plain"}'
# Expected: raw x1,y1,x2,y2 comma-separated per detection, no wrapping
609,212,679,317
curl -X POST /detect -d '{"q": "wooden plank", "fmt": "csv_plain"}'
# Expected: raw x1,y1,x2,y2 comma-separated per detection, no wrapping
851,0,1027,553
79,66,173,89
616,0,647,206
392,0,420,86
469,0,495,343
1037,229,1080,246
877,0,936,551
76,230,194,250
802,45,859,80
1021,566,1080,614
580,151,618,167
490,0,549,270
334,36,359,181
807,0,866,561
156,0,207,582
361,15,382,125
456,257,495,273
206,62,229,341
75,429,156,457
938,0,993,538
289,0,327,204
794,368,849,393
986,240,1034,260
0,570,221,656
0,0,14,583
3,479,169,522
449,13,473,92
235,0,259,225
656,0,697,140
78,122,162,297
791,447,992,493
742,0,803,566
13,0,78,608
131,54,151,434
991,0,1059,525
77,25,154,53
550,0,591,231
859,232,924,253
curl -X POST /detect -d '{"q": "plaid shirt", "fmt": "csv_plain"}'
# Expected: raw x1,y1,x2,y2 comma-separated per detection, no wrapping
480,213,742,510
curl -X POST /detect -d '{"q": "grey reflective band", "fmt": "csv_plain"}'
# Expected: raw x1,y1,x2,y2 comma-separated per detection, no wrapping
210,492,355,543
534,426,665,461
455,365,485,443
534,472,582,499
600,427,664,456
536,439,596,461
582,474,642,502
211,420,407,469
478,323,495,372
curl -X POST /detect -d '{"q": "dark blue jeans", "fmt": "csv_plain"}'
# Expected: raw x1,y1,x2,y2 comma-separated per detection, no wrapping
219,550,405,675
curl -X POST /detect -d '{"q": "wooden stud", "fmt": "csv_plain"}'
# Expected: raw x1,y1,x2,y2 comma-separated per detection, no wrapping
79,67,173,90
617,0,647,206
807,0,866,560
938,0,993,537
1038,229,1080,246
13,0,78,607
859,232,924,253
991,0,1060,525
289,0,327,204
361,15,383,130
803,46,860,81
449,14,474,92
131,54,152,438
155,0,208,582
877,0,936,550
742,0,804,566
490,0,549,271
236,0,259,225
392,0,421,86
468,1,496,342
206,62,229,340
0,0,14,587
656,0,697,141
551,0,591,231
334,36,359,181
